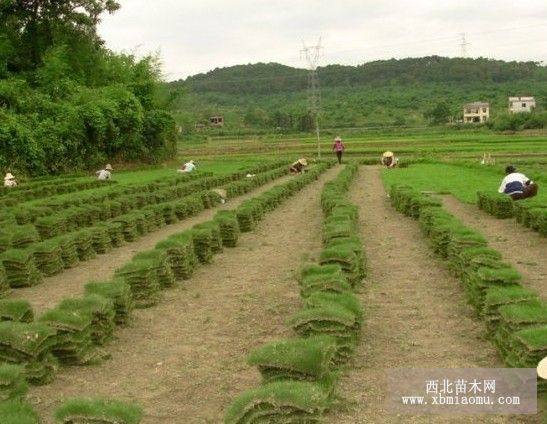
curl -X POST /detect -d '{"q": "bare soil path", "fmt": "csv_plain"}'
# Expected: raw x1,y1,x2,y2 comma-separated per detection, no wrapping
12,174,296,315
327,166,539,424
442,196,546,300
28,166,342,424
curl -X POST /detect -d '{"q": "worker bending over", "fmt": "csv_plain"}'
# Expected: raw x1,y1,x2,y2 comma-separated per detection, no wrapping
3,173,17,187
382,151,398,168
96,164,113,180
498,165,538,201
178,160,196,173
289,158,308,174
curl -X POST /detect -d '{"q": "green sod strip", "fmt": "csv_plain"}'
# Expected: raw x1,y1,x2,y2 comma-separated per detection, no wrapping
114,259,161,308
0,249,43,288
132,250,176,289
0,399,39,424
0,364,28,401
54,398,143,424
214,211,240,247
0,299,34,323
156,233,197,280
224,381,330,424
247,336,338,385
304,291,364,326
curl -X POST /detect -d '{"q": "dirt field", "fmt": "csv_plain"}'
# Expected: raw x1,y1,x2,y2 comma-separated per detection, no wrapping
327,167,539,424
27,166,342,423
12,174,295,315
442,196,546,301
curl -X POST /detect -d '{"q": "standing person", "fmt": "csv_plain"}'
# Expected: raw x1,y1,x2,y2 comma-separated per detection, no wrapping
3,172,17,187
332,136,345,164
381,151,399,168
289,158,308,174
498,165,538,200
96,164,113,181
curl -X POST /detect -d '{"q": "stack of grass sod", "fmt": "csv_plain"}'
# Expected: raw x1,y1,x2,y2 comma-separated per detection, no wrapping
38,295,115,366
0,264,11,298
389,185,547,385
0,321,58,384
132,250,176,289
0,249,43,288
114,258,161,309
155,233,197,280
0,399,40,424
214,211,240,247
84,281,134,326
476,191,514,218
225,163,366,423
0,364,28,401
513,202,547,237
31,239,64,277
0,299,34,323
54,398,143,423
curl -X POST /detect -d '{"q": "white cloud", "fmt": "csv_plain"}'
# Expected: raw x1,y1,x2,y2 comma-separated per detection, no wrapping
97,0,547,80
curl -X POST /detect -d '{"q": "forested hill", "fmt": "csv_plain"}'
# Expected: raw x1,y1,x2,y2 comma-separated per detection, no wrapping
169,57,547,131
173,57,547,95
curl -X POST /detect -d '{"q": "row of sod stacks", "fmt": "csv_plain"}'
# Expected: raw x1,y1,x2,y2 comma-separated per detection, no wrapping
225,162,367,423
0,162,332,418
390,185,547,392
0,166,291,290
4,159,289,227
0,162,290,252
477,191,546,236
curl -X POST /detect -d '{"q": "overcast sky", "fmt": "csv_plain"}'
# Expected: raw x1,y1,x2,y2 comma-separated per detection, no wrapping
97,0,547,81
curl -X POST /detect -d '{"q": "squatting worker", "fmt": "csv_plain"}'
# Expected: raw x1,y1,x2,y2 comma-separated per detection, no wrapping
332,136,345,164
289,158,308,175
3,172,17,188
382,151,398,168
498,165,538,201
96,164,113,181
180,160,196,173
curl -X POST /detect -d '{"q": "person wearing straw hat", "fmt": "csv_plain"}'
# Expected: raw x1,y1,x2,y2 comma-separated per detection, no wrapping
332,136,346,165
381,151,398,168
96,164,113,181
3,172,17,188
289,158,308,175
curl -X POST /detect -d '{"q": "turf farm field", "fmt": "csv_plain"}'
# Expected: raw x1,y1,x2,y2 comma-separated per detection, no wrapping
0,131,545,423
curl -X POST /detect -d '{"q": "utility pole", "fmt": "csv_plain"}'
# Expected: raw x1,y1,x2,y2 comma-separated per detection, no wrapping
301,38,322,159
459,32,470,58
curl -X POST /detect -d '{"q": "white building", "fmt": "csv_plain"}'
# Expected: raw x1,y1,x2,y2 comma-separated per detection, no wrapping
463,102,490,123
508,96,536,113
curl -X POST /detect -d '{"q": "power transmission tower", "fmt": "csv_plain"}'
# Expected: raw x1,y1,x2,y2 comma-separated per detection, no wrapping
301,38,322,159
459,33,470,58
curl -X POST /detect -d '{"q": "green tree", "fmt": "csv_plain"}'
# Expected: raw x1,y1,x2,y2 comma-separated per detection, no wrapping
424,102,451,124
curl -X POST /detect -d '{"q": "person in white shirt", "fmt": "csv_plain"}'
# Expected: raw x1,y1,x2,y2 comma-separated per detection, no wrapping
96,164,113,181
177,160,196,173
498,165,538,200
3,172,17,187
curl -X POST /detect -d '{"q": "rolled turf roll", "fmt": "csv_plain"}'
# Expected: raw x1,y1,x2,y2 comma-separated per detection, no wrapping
54,398,143,424
0,299,33,323
224,381,329,424
84,280,134,326
247,335,338,385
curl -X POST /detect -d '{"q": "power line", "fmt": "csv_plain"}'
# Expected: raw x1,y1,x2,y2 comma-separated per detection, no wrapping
301,38,323,159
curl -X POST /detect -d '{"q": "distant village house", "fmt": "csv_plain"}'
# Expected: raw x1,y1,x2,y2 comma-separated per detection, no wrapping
463,102,490,123
508,96,536,113
209,116,224,127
